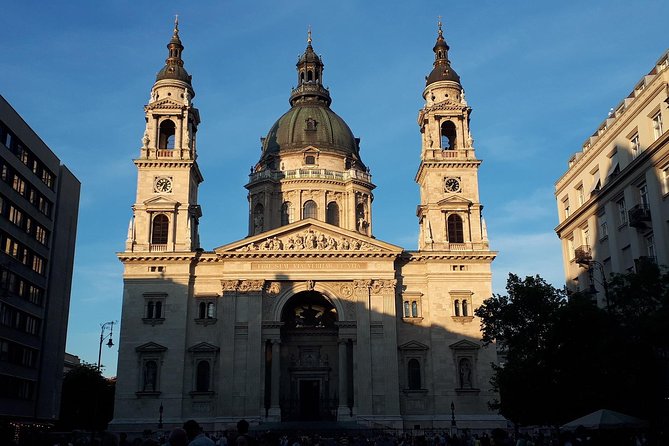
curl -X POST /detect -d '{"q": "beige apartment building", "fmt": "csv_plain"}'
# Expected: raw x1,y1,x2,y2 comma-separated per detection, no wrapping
112,22,504,433
555,50,669,303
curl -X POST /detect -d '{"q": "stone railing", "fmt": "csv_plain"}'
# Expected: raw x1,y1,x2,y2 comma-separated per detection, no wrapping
249,168,372,183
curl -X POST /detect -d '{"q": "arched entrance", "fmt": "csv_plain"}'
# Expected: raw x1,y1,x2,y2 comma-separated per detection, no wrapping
279,291,339,421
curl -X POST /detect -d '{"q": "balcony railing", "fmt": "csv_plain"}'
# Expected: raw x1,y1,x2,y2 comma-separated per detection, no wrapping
628,204,651,229
156,149,175,158
574,245,592,266
150,244,168,252
248,168,372,184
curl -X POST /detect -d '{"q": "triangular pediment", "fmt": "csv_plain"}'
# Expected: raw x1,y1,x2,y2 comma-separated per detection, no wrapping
449,339,481,351
436,195,473,206
146,97,185,111
143,196,181,208
214,219,403,255
398,341,429,351
187,342,220,353
135,342,167,353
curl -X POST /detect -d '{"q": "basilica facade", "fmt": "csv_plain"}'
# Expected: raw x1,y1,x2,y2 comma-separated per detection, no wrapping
112,21,504,432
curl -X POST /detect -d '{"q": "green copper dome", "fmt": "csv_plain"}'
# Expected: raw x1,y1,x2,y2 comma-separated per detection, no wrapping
262,103,361,159
260,38,365,168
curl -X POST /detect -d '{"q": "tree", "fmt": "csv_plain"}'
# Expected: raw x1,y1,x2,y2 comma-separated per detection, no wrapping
475,274,566,425
477,267,669,428
57,363,115,432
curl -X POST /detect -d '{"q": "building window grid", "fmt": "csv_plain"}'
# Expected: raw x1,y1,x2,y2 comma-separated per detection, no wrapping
1,230,47,275
1,121,56,190
0,195,50,246
0,161,53,218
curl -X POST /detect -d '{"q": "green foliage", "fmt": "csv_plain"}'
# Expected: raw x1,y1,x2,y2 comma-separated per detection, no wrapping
57,363,115,431
476,267,669,427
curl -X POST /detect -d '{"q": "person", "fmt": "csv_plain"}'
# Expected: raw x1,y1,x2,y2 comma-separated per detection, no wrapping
235,419,255,446
184,420,215,446
169,428,189,446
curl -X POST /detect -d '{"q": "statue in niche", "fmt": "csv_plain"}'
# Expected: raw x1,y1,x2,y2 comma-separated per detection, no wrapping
459,358,473,389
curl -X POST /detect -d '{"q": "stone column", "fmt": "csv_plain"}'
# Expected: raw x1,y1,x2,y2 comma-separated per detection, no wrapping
353,280,372,417
337,339,349,419
269,339,281,420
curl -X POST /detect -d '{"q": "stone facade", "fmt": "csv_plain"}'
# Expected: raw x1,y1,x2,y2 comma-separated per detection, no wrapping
555,50,669,302
112,21,504,432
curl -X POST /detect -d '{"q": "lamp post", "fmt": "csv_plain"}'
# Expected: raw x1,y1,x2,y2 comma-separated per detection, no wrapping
158,402,164,429
585,260,610,308
97,321,116,371
450,401,456,434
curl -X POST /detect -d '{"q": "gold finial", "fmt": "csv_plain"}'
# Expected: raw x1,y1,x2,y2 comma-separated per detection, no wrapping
437,15,443,36
307,25,312,45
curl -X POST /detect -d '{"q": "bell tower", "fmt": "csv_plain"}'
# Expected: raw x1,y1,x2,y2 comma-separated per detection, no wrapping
126,18,203,253
415,20,489,252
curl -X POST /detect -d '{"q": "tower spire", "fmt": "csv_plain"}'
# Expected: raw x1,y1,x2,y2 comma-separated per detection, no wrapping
307,25,312,45
290,28,331,106
425,17,460,86
156,17,192,84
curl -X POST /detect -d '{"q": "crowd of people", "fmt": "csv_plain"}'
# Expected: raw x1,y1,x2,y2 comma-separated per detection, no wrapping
47,421,652,446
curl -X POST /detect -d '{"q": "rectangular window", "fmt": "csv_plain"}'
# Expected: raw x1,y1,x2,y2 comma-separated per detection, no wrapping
617,198,627,225
563,198,570,219
145,299,165,321
31,256,44,275
567,237,575,260
652,111,664,139
582,226,590,247
599,217,608,239
8,206,23,226
664,166,669,195
646,235,655,259
12,175,25,195
639,184,649,207
577,186,585,206
630,133,640,158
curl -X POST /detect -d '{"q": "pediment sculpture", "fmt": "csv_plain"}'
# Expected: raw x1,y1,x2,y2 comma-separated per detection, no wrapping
235,228,381,252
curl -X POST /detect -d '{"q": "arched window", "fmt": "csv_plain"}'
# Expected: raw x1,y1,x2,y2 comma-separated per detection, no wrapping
159,120,176,150
307,70,313,81
143,360,158,391
207,302,215,319
458,358,473,389
196,360,210,392
462,299,469,317
151,214,169,245
253,204,264,234
454,299,460,316
411,301,418,318
408,359,421,390
303,200,317,220
441,121,457,150
326,202,340,226
199,302,206,319
404,301,410,318
281,202,294,226
300,72,305,83
447,214,464,243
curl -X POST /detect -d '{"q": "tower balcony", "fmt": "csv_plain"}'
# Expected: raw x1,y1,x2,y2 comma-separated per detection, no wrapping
574,245,592,266
248,168,372,184
423,148,477,161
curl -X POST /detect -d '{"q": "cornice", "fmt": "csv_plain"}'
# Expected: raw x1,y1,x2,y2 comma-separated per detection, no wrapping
402,251,497,262
117,252,199,262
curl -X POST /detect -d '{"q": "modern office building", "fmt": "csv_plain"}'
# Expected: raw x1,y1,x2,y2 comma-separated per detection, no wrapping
555,50,669,302
0,95,80,436
113,22,503,432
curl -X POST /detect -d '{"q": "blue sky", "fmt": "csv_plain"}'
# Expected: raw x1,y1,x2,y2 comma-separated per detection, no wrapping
2,1,667,376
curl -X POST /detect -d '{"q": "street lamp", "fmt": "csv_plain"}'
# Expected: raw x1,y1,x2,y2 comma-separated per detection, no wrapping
158,402,164,429
97,321,116,371
451,401,456,428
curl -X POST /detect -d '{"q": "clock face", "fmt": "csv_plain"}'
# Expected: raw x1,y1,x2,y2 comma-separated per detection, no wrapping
154,177,172,193
444,177,461,193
